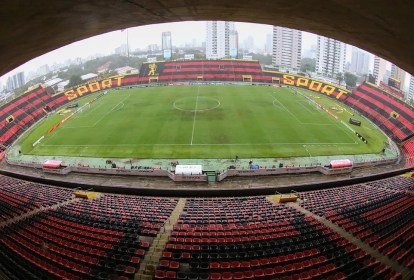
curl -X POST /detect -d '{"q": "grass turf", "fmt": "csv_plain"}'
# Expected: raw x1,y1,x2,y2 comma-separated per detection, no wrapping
18,85,387,159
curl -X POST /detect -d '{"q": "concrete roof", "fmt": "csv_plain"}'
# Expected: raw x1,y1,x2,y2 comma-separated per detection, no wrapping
0,0,413,76
44,77,63,87
80,73,98,81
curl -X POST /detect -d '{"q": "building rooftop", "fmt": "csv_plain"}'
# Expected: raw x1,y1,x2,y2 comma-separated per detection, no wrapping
80,73,98,81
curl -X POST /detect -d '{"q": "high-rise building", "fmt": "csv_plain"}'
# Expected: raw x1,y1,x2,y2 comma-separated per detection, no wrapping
74,57,82,65
407,75,414,103
350,47,370,75
229,30,238,58
315,36,346,77
147,44,159,53
115,44,128,56
272,26,302,70
13,72,25,89
6,77,13,91
372,56,387,86
5,72,25,91
244,36,255,53
38,64,50,76
206,21,235,59
390,64,406,91
265,33,272,54
162,31,172,60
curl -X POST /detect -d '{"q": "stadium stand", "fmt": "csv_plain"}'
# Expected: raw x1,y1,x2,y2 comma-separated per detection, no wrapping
158,196,398,279
0,60,413,279
0,189,177,280
342,82,414,142
139,60,264,83
0,175,412,279
365,176,414,192
402,138,414,167
1,61,414,149
379,82,404,99
299,177,414,270
0,85,56,146
0,175,73,220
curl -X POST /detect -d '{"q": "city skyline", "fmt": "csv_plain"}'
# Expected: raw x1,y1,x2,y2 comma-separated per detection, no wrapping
0,21,316,86
0,20,410,91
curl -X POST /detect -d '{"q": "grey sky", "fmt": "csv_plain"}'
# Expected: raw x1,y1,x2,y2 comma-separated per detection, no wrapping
0,21,321,85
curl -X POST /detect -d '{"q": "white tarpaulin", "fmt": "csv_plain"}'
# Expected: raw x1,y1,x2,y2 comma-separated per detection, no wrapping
175,165,202,175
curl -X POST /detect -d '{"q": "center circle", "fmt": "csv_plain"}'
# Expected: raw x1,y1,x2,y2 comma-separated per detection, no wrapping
173,97,221,112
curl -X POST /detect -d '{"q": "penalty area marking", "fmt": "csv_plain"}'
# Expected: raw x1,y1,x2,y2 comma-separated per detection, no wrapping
62,95,129,129
270,93,334,126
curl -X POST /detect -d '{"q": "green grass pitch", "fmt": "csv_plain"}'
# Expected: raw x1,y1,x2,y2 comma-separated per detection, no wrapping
18,85,387,159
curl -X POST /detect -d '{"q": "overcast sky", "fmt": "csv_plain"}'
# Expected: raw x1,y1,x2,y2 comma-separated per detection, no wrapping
0,21,322,86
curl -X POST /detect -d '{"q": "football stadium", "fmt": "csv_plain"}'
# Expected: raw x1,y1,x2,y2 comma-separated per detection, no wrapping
0,1,413,280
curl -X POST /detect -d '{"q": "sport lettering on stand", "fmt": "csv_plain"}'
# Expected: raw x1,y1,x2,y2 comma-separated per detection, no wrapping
281,74,350,99
64,76,125,101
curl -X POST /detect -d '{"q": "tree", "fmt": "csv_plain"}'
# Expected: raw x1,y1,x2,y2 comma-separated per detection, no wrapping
300,58,316,72
68,75,83,87
344,72,358,87
250,53,272,65
336,72,344,85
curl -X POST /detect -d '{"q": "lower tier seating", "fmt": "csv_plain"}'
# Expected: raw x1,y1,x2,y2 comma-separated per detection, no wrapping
0,175,412,279
0,175,73,220
0,194,178,280
402,138,414,167
157,197,400,279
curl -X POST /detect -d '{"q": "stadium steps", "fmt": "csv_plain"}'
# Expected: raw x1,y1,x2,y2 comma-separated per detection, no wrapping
205,171,217,183
135,198,187,280
285,199,412,279
0,196,79,228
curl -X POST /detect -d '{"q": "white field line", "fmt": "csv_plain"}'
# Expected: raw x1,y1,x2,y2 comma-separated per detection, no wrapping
303,145,312,157
41,95,128,146
341,120,356,133
63,95,129,129
297,101,318,114
42,141,358,147
336,122,359,143
190,87,200,145
71,99,106,120
270,93,302,123
270,93,336,126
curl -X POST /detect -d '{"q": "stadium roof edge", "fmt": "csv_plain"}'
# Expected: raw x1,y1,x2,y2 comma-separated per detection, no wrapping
1,1,414,76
